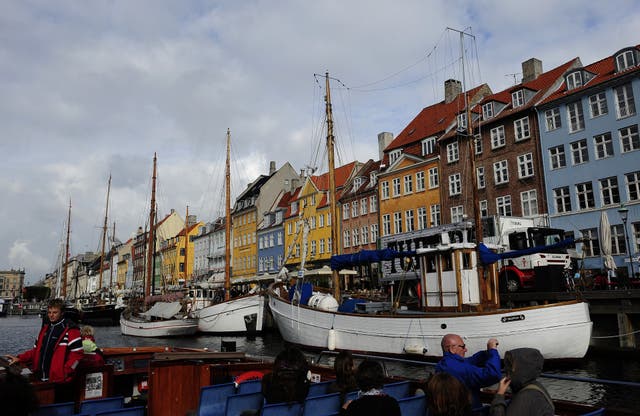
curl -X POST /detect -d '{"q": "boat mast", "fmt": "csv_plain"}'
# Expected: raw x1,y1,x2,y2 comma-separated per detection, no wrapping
109,221,115,295
98,174,111,292
325,72,341,301
145,154,157,299
62,199,71,299
224,129,231,301
184,205,189,283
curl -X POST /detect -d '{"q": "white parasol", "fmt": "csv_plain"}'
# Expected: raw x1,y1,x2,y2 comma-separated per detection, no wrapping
599,211,616,280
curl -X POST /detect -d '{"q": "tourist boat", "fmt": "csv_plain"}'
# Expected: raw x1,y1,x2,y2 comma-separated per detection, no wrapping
119,154,197,337
267,70,592,360
192,130,269,334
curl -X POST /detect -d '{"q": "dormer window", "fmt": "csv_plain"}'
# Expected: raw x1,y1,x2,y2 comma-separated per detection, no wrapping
457,113,467,130
512,90,525,108
291,201,298,214
421,136,436,155
389,149,402,164
566,71,583,90
352,177,363,192
482,102,494,120
615,49,637,72
369,172,378,187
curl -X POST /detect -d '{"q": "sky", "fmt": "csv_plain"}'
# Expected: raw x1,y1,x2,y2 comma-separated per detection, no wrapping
1,1,639,285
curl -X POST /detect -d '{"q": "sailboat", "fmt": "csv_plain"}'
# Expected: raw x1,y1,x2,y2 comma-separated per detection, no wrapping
120,154,198,337
192,129,267,334
266,69,592,360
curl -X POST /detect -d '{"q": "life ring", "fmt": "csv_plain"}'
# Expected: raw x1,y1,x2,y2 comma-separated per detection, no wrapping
234,370,265,387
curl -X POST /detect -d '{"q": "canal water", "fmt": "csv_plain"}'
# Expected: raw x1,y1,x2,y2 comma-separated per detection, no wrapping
1,315,639,413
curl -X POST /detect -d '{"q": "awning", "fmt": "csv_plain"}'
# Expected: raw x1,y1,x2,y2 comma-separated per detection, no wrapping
140,302,182,319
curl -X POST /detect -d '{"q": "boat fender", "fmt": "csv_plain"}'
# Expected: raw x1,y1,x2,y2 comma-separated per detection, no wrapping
234,370,265,387
327,329,336,351
403,345,428,355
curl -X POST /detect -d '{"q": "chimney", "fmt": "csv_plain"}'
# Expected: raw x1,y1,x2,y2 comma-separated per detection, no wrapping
445,79,462,104
187,215,197,227
269,161,276,175
377,132,394,161
521,58,543,83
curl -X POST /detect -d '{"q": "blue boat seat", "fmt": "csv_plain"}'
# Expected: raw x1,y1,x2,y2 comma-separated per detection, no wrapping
237,379,263,395
94,406,145,416
302,393,341,416
225,392,264,416
31,401,76,416
579,409,606,416
397,394,427,416
198,382,237,416
80,396,124,416
383,381,412,400
306,380,333,397
471,404,491,416
260,402,302,416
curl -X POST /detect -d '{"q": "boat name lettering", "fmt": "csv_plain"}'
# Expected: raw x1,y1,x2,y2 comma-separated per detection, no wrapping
501,314,525,323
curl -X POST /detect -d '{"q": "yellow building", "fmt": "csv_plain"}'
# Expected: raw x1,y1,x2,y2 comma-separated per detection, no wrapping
160,221,204,284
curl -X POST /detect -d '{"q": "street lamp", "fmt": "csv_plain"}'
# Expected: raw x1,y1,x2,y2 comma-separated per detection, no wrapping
617,203,635,280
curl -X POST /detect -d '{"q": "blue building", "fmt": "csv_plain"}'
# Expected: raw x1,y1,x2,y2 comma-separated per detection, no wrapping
257,191,293,275
537,45,640,278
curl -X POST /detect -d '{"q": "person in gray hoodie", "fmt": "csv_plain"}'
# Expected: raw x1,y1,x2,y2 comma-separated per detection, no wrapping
490,348,554,416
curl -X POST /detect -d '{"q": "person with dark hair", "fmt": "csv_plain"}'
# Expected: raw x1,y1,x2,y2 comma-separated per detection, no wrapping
261,346,310,404
426,372,472,416
340,359,400,416
327,350,358,404
0,368,39,416
490,348,554,416
435,334,501,408
5,298,83,384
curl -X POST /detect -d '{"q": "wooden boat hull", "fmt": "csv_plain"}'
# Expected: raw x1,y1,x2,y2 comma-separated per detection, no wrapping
120,314,198,337
268,289,592,359
81,303,123,326
196,294,265,333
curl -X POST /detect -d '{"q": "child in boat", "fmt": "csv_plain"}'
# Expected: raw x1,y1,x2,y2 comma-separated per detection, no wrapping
80,325,105,367
340,359,400,416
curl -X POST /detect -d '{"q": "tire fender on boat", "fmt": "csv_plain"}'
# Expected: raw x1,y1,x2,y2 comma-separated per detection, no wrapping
327,328,336,350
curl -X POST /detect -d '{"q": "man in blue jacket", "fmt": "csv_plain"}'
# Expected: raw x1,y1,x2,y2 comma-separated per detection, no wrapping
435,333,501,409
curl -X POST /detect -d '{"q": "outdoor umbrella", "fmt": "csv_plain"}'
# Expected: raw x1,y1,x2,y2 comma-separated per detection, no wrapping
599,210,616,285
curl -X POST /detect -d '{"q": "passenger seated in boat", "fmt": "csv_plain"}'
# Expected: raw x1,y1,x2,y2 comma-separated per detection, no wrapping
80,325,105,368
426,372,472,416
327,350,358,405
340,359,400,416
435,334,501,409
0,366,39,416
261,346,310,404
490,348,554,416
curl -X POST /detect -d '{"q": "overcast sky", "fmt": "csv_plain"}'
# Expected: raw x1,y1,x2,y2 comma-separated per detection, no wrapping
2,1,639,285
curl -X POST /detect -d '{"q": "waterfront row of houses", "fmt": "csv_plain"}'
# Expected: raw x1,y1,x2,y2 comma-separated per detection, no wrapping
31,43,639,299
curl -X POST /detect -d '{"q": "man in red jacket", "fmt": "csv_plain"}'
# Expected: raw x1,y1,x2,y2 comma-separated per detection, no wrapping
6,298,83,383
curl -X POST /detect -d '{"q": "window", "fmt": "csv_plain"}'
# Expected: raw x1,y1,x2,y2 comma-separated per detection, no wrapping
512,90,525,107
514,117,530,141
566,71,583,90
482,102,494,120
567,101,585,132
496,195,512,216
416,171,425,191
428,167,439,188
570,139,589,165
352,229,359,246
430,205,441,227
619,124,640,153
382,214,391,236
287,222,292,235
626,171,640,201
360,198,367,215
392,178,401,197
277,232,283,245
343,203,350,219
417,207,427,230
517,153,534,178
521,190,538,216
393,212,403,234
589,92,608,118
370,224,378,243
490,126,506,149
634,223,640,255
599,176,620,206
575,182,595,210
479,200,488,217
447,142,459,162
319,214,324,228
370,195,378,213
451,206,464,223
449,173,462,196
474,134,483,154
389,149,402,164
422,137,436,155
457,113,467,130
553,187,572,213
616,50,637,71
405,210,415,232
477,166,485,189
580,228,600,257
549,145,566,169
381,181,389,199
615,84,636,118
403,175,413,194
545,108,561,131
594,133,614,159
351,200,358,218
319,239,325,254
493,160,509,185
611,224,627,255
343,230,350,248
269,234,274,247
310,240,317,255
361,226,369,244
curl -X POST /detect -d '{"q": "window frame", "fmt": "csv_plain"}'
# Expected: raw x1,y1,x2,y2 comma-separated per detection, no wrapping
490,125,506,149
493,160,509,185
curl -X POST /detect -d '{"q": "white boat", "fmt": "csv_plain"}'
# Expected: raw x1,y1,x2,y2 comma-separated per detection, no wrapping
267,71,592,360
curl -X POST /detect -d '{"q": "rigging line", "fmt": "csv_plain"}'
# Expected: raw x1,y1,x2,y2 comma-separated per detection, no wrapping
349,59,460,93
591,328,640,339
